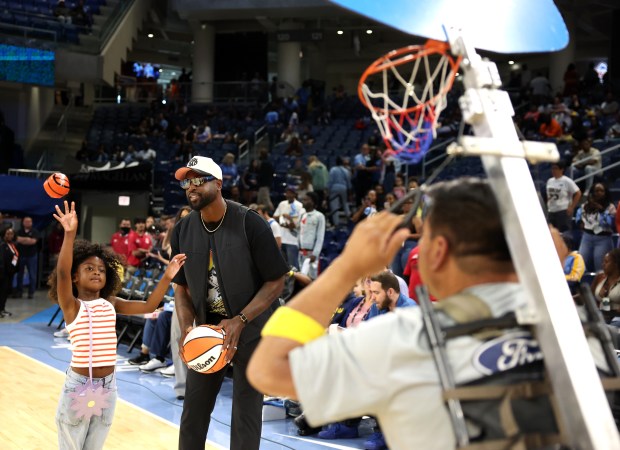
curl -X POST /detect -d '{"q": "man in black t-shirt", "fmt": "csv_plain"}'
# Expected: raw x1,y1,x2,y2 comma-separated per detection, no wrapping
14,216,40,298
171,156,288,450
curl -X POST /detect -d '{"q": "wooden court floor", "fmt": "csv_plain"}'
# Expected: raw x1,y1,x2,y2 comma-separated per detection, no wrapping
0,347,217,449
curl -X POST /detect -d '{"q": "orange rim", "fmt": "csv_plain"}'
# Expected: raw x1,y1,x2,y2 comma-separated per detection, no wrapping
358,39,462,115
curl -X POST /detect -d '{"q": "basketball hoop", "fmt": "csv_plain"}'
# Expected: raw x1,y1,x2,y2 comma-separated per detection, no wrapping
358,40,462,163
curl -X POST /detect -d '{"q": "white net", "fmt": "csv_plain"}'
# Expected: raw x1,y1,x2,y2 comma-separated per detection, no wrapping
358,42,460,159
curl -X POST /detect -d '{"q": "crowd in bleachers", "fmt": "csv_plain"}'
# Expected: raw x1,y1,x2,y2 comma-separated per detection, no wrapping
1,0,102,43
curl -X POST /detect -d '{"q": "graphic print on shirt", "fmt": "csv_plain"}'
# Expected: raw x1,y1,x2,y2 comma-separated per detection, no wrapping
472,331,543,376
207,249,227,316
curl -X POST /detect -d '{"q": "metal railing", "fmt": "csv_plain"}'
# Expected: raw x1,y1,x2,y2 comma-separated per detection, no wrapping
569,141,620,184
8,168,55,179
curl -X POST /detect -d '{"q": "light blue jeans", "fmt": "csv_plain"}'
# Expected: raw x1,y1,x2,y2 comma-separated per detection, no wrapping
579,232,614,273
56,368,117,450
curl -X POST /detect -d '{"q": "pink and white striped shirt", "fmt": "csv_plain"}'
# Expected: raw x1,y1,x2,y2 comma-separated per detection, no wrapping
66,299,117,368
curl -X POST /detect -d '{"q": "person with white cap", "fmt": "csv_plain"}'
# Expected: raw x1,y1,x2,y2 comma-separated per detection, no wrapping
170,156,289,450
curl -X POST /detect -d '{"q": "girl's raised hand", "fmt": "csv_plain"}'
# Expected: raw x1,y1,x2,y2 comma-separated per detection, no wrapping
164,254,187,280
53,201,78,234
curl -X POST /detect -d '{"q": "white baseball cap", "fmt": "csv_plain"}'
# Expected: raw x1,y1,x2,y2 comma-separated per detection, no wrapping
174,156,223,181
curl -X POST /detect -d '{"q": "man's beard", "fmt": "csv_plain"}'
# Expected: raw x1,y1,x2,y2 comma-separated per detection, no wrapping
379,297,391,311
188,191,216,211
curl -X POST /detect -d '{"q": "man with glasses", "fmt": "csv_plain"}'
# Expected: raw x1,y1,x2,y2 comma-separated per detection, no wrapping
170,156,289,450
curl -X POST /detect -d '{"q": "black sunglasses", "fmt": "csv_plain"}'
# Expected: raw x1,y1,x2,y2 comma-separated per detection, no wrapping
180,175,216,190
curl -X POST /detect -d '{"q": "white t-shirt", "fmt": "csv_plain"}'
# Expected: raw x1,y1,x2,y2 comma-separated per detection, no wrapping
267,218,282,240
273,199,305,246
546,175,580,213
289,283,607,450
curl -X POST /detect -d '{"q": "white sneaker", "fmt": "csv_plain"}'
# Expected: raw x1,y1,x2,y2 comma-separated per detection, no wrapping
160,365,175,378
54,329,69,338
139,358,167,372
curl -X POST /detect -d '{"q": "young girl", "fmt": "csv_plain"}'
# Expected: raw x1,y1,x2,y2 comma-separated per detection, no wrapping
49,201,186,449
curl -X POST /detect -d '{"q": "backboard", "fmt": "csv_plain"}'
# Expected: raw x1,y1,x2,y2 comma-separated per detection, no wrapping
328,0,568,54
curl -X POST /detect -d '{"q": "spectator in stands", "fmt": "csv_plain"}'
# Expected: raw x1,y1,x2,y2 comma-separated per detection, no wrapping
0,227,18,317
298,192,325,279
353,144,373,204
75,141,90,162
285,137,303,157
157,206,191,392
219,153,239,199
546,161,581,232
126,218,153,275
195,120,212,143
601,92,619,117
391,194,422,276
592,248,620,325
241,159,261,205
572,136,602,194
93,144,109,163
563,63,579,97
297,172,313,199
288,158,307,180
54,0,72,24
529,72,551,105
254,204,282,248
369,271,416,315
137,141,157,162
71,0,93,29
351,189,377,224
257,148,274,211
14,217,40,299
265,105,280,150
586,115,605,141
393,174,406,199
576,182,616,272
550,226,585,296
308,156,329,211
123,144,139,164
327,156,352,227
129,306,174,371
274,187,305,269
281,124,300,144
605,113,620,139
538,113,563,139
110,218,131,264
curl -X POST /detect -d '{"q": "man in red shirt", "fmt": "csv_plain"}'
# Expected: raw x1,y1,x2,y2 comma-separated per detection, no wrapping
126,218,152,274
110,218,132,263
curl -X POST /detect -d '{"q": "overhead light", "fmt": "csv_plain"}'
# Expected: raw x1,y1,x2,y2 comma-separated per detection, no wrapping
508,60,515,65
162,99,167,105
337,30,343,35
366,29,373,34
147,33,154,38
158,68,162,73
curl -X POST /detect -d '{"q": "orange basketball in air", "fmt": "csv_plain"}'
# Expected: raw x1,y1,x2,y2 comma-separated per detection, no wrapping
182,325,229,374
43,172,70,199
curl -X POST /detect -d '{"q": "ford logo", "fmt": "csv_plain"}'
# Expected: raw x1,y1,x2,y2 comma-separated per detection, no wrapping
472,331,543,376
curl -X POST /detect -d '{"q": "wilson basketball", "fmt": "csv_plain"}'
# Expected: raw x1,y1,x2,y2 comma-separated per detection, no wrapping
182,325,228,374
43,172,70,199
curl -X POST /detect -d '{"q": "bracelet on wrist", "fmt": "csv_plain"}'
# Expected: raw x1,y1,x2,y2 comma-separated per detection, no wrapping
238,312,248,324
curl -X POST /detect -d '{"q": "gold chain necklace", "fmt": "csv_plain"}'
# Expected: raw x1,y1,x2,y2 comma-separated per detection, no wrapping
200,203,228,233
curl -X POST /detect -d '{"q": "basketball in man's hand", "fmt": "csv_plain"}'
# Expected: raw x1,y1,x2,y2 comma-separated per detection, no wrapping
43,173,70,199
182,325,228,374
